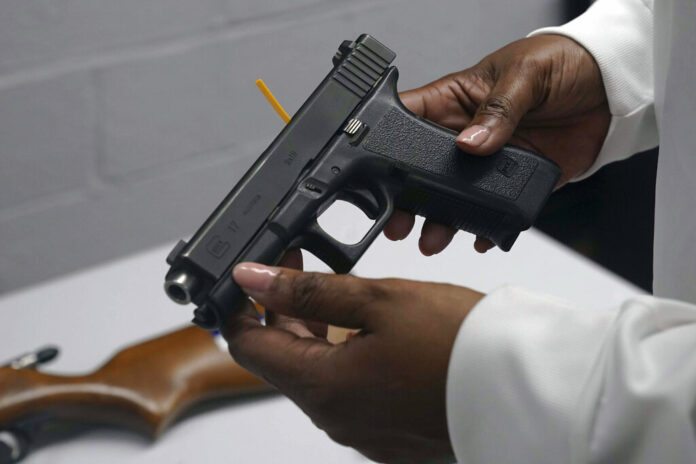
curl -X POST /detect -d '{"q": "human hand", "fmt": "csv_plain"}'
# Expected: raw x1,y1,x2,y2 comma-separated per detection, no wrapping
223,262,484,463
384,34,610,254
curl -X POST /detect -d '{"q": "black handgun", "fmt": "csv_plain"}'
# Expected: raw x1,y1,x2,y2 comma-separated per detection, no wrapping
164,34,561,329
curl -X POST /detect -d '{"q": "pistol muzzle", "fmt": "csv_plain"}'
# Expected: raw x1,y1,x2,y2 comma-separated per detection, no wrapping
164,270,199,305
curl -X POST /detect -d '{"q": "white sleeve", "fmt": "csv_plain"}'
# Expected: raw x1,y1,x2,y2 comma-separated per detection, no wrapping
529,0,658,180
447,286,696,464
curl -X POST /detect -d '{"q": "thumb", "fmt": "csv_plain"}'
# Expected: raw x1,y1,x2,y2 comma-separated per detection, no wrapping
232,263,384,329
456,72,536,155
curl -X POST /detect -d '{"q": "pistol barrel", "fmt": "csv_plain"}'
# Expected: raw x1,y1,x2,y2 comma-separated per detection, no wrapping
164,270,200,305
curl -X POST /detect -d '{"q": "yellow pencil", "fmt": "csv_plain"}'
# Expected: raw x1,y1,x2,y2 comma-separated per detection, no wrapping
255,79,291,124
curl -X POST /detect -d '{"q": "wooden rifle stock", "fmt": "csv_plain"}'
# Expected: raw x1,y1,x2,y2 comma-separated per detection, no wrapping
0,326,269,459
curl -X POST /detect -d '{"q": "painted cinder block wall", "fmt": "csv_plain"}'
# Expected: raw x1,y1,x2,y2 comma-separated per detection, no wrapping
0,0,564,294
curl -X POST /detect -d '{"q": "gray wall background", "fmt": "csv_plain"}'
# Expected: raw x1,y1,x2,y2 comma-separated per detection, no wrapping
0,0,565,294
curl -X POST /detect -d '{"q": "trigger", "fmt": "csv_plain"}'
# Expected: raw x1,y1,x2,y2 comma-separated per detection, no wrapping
338,187,381,220
295,220,356,274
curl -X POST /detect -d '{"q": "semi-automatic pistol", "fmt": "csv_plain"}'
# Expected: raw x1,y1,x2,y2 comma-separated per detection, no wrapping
164,34,561,329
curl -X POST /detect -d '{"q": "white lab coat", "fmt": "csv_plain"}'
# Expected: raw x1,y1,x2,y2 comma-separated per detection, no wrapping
447,1,696,462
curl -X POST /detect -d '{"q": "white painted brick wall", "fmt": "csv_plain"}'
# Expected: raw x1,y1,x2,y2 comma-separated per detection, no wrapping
0,0,334,75
0,0,565,293
0,71,96,209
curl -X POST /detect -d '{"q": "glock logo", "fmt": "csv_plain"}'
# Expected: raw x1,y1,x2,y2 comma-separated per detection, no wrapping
206,235,230,259
497,156,518,178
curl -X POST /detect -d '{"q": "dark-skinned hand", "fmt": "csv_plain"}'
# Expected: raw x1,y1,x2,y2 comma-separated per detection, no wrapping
385,34,611,255
222,256,484,464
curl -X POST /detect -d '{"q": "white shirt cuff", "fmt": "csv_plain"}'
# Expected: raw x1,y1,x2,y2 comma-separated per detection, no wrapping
529,0,658,180
446,285,616,463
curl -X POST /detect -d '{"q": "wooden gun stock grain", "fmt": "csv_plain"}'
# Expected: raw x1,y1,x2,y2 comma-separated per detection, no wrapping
0,326,269,438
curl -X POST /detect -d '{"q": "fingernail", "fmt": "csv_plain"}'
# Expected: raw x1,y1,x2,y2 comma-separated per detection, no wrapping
456,125,490,147
232,263,279,292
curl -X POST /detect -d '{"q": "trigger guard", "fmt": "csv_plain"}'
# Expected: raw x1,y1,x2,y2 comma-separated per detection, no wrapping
294,184,394,274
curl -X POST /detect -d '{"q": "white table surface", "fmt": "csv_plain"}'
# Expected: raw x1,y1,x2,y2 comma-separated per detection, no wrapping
0,206,643,463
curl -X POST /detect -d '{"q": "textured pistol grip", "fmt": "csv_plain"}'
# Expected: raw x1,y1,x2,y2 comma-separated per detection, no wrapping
362,107,560,251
